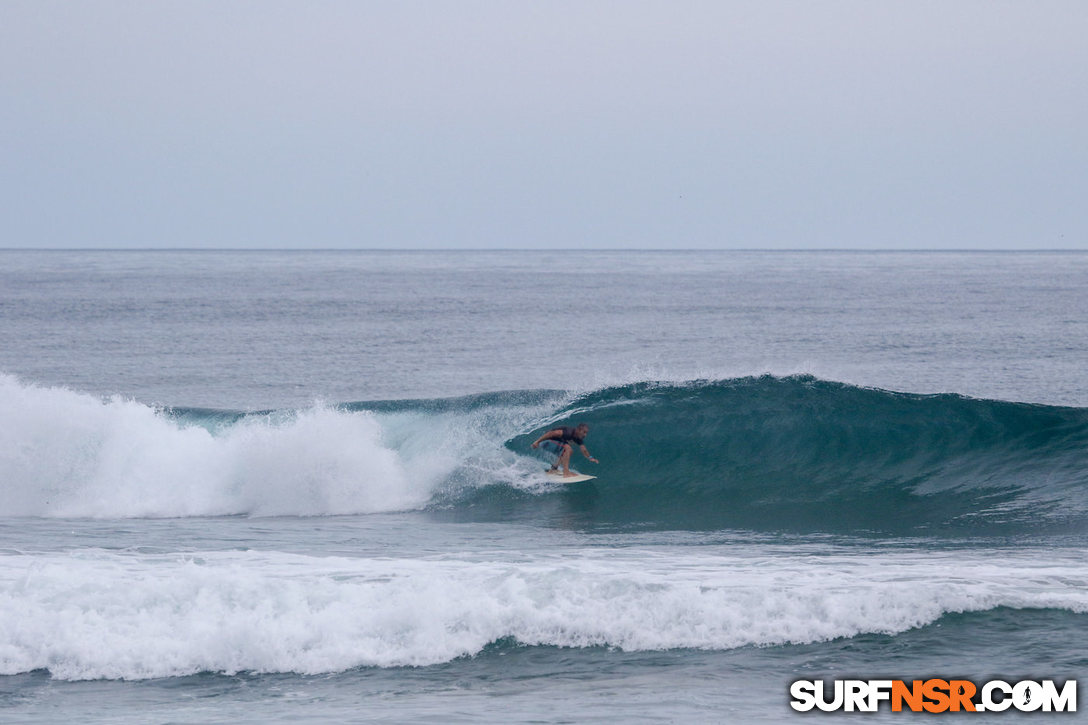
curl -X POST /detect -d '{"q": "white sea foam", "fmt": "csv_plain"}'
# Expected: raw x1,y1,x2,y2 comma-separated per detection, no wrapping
1,548,1086,680
0,374,564,518
0,375,441,517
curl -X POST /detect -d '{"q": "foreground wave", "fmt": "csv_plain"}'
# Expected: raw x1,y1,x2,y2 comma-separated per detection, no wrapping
3,374,1087,534
2,547,1085,680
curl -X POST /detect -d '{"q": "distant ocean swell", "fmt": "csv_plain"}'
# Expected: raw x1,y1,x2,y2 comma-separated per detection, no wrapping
2,548,1086,680
2,373,1087,534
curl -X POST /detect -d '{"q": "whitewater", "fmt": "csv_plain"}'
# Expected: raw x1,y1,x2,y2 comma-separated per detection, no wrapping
2,250,1086,723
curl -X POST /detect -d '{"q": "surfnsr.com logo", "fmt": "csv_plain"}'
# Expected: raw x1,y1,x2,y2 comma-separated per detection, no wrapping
790,679,1077,713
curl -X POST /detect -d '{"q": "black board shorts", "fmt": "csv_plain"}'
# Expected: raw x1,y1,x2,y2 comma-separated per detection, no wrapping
541,440,573,454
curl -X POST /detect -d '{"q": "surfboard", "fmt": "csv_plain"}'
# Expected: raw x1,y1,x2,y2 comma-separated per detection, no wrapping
545,469,596,483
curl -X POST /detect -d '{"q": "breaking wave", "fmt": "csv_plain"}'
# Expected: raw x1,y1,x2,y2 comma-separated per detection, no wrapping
3,373,1087,534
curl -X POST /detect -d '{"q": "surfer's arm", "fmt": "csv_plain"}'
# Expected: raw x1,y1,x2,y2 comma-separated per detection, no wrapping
579,445,598,463
531,429,562,448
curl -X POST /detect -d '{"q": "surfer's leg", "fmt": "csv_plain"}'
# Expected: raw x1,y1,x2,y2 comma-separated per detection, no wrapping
558,444,572,474
549,444,560,471
543,440,560,470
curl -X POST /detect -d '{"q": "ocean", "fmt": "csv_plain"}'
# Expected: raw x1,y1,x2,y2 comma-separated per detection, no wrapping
1,250,1085,722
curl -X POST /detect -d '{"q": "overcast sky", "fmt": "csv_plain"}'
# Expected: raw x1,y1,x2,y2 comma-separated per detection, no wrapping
2,1,1085,249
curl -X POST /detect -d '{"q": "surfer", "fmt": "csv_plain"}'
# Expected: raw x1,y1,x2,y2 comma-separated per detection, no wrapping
531,423,598,477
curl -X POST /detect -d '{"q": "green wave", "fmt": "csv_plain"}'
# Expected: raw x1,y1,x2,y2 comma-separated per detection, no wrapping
496,376,1088,534
166,376,1088,534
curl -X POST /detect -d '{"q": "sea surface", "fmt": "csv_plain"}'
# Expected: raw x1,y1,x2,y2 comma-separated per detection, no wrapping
1,250,1086,723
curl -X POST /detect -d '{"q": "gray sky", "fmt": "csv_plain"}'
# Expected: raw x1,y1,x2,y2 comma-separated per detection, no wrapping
2,1,1086,249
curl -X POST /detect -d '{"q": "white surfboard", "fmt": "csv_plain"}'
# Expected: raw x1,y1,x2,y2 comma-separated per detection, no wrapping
545,469,597,483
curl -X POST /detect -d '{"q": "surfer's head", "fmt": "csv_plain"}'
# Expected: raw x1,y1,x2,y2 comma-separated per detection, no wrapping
576,423,589,435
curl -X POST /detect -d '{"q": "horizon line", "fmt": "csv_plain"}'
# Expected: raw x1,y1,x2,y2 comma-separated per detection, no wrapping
2,247,1087,253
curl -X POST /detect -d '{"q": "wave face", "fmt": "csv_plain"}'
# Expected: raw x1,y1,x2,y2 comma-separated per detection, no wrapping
503,376,1088,534
3,374,1088,534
